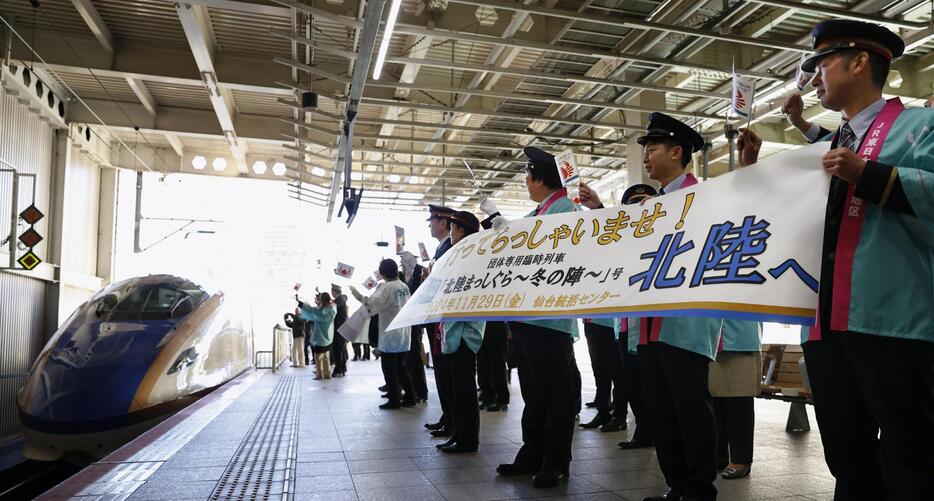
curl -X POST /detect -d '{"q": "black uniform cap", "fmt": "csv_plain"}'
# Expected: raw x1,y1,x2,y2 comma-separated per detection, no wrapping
450,210,481,234
522,146,562,187
621,184,658,205
637,113,704,157
800,20,904,73
426,204,456,221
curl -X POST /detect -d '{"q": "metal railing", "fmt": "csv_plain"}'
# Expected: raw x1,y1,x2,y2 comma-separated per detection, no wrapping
254,325,292,373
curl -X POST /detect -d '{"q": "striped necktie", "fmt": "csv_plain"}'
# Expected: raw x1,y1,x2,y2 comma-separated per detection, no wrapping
838,123,857,151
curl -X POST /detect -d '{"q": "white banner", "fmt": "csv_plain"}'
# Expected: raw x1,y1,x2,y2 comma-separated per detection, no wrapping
389,143,830,331
338,306,371,343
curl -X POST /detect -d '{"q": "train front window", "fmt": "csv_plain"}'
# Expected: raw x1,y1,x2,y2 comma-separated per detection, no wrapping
92,284,206,321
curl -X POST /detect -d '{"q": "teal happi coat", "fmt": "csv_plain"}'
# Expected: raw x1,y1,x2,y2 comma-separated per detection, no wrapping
637,173,722,360
519,190,581,339
299,303,336,347
806,102,934,343
442,320,486,354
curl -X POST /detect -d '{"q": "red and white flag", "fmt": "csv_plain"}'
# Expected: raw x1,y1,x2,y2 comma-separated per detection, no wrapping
395,225,405,254
554,149,580,188
795,53,815,91
363,277,378,290
334,262,354,278
418,242,430,261
732,71,756,119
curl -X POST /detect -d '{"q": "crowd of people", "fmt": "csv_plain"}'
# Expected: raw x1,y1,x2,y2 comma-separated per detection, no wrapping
286,20,932,501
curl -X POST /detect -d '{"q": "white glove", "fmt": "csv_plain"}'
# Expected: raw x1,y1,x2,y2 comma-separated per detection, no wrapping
491,215,509,232
479,196,500,216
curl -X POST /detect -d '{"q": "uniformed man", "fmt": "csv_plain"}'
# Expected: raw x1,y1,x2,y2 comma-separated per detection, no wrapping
423,204,457,435
635,113,721,501
495,147,582,489
739,20,934,500
580,183,659,451
437,210,485,453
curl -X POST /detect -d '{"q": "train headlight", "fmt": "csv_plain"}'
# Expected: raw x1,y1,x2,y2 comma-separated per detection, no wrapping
167,347,199,375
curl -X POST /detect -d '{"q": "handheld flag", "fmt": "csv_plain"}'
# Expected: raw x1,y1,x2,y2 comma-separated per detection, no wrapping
732,72,756,119
334,262,355,278
795,53,815,91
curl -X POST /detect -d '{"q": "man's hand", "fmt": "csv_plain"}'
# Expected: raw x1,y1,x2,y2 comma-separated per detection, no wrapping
782,94,814,134
578,181,603,209
737,128,763,167
822,148,866,185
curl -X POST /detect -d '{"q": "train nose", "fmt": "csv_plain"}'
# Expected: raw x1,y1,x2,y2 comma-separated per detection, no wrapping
19,367,146,434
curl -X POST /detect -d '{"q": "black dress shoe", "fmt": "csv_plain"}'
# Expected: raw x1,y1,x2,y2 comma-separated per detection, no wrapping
618,439,653,449
485,403,508,412
496,463,537,476
532,470,568,488
478,401,491,410
430,428,453,437
580,413,611,429
585,401,597,408
381,393,390,399
721,464,751,479
642,489,683,501
401,399,417,408
379,402,401,410
435,438,455,449
425,421,444,430
599,417,627,432
378,384,388,392
440,443,478,453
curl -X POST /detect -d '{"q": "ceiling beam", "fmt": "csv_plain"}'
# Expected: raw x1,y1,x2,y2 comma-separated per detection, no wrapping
742,0,927,30
70,0,114,53
126,78,157,115
446,0,810,53
176,2,249,173
164,132,185,157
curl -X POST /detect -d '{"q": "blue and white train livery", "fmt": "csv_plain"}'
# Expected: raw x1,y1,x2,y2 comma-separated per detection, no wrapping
17,275,252,462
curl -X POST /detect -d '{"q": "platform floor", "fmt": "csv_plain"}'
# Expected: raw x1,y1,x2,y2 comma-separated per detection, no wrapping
41,345,836,501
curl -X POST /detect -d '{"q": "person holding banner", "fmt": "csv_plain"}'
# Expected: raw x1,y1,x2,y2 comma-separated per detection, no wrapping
436,210,485,453
738,20,934,500
351,259,416,409
401,251,429,403
423,204,458,434
477,213,511,413
630,113,721,501
578,183,659,451
495,146,582,489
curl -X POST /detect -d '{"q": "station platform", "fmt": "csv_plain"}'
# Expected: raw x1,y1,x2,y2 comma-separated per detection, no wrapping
39,353,836,501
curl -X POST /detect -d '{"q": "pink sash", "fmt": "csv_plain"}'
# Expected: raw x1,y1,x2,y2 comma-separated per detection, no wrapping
535,187,569,216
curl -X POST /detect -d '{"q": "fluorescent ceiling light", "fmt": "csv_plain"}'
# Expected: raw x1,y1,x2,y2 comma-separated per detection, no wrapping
191,155,207,170
398,192,424,200
351,172,363,181
388,174,401,183
212,157,227,171
372,0,403,80
272,162,287,176
311,166,327,177
252,161,268,175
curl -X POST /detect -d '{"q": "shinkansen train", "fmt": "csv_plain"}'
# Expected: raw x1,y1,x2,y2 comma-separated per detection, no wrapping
17,275,252,462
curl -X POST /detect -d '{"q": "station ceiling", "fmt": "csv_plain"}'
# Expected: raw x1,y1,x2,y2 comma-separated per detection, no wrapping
2,0,932,214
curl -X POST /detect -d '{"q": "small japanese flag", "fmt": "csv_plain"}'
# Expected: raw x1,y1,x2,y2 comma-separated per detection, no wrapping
732,72,756,119
293,282,302,291
554,149,580,187
794,53,815,91
363,277,378,290
334,262,354,278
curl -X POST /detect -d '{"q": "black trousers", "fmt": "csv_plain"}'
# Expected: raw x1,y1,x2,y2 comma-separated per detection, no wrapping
381,352,415,405
803,331,934,501
446,343,479,447
352,343,370,360
430,325,453,428
477,321,510,405
511,322,579,474
713,397,754,466
639,342,717,501
331,335,348,374
406,327,429,400
584,323,625,417
620,347,651,443
304,335,313,366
